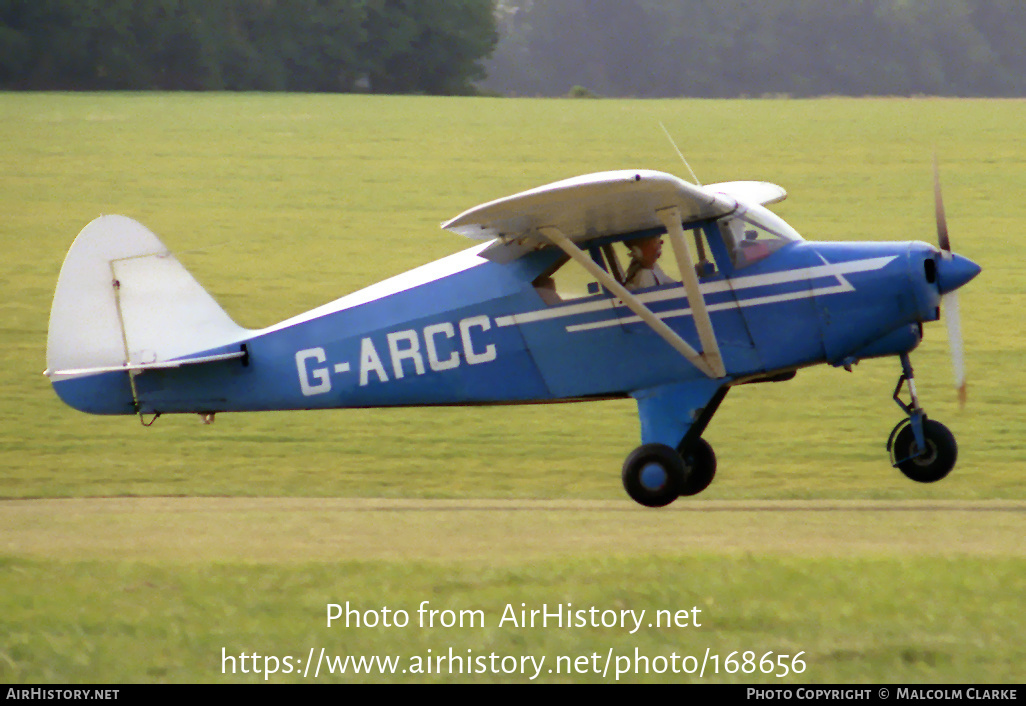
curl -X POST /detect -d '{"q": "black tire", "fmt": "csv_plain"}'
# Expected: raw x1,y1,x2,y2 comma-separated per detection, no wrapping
679,438,717,496
622,443,685,507
893,419,957,483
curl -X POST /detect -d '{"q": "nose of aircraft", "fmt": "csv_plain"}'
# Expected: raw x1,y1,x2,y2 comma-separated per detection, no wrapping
936,253,981,295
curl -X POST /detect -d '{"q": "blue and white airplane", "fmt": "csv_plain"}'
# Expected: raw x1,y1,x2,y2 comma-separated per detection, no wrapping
46,167,980,507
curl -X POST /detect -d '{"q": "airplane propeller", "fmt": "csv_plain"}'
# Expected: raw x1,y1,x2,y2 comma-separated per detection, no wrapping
933,156,967,408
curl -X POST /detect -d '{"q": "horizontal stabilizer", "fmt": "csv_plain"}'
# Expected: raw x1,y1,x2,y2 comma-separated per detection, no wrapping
45,349,247,378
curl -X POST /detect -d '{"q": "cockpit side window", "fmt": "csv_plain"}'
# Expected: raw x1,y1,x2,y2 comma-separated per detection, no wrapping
533,244,623,305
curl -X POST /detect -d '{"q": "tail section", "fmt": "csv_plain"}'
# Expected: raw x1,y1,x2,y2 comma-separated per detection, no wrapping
46,216,252,414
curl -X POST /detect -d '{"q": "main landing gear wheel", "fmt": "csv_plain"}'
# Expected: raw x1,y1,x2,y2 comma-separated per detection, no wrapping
679,438,716,496
892,419,957,483
622,443,685,508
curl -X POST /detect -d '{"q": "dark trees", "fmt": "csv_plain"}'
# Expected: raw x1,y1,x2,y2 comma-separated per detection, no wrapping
0,0,498,93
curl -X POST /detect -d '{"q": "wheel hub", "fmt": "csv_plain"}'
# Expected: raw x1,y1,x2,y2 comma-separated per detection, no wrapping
639,463,668,490
911,440,938,466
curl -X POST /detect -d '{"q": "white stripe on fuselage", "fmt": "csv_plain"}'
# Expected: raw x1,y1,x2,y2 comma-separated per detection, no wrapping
495,256,896,331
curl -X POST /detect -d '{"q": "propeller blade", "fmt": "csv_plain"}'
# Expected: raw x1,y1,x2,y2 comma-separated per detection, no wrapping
933,155,951,253
935,156,967,406
942,291,967,408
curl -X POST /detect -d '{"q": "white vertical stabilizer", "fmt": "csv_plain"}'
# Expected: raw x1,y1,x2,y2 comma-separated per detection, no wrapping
46,216,251,380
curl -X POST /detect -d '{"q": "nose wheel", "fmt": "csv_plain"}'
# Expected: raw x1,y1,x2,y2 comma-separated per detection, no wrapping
887,353,958,482
890,418,957,482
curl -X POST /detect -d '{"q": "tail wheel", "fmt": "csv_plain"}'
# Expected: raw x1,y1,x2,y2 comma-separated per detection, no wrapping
679,438,716,496
893,419,957,483
622,443,685,508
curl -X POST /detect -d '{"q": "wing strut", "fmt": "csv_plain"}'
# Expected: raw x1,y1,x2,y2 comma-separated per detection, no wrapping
658,207,726,378
538,225,722,379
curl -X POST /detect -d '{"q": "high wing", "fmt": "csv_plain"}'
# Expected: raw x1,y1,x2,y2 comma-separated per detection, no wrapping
442,170,738,259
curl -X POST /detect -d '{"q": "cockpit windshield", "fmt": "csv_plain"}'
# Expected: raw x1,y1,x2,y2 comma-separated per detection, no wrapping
719,203,803,270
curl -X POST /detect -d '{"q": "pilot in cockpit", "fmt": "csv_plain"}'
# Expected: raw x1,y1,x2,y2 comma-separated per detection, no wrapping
624,236,674,290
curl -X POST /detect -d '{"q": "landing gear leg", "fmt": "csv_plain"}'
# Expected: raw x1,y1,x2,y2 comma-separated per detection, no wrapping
626,382,727,507
673,387,725,497
886,353,957,482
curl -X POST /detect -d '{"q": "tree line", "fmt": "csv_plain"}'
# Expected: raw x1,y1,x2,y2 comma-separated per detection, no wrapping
484,0,1026,97
3,1,1025,97
0,0,497,93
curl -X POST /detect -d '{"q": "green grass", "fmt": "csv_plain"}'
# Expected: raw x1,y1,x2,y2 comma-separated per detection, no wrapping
2,497,1024,684
0,93,1023,683
2,550,1023,683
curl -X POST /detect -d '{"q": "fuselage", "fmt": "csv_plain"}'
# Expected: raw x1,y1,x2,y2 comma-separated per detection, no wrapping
52,222,972,417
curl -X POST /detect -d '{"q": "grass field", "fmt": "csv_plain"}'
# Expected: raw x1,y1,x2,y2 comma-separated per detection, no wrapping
0,93,1023,683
